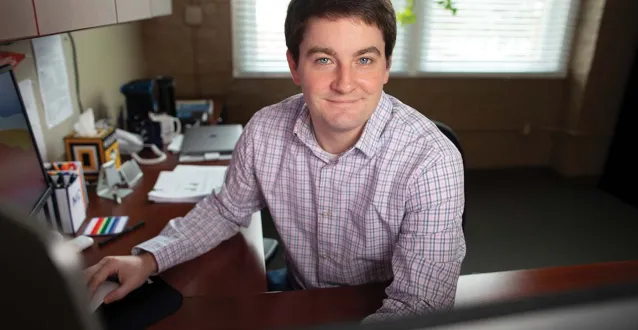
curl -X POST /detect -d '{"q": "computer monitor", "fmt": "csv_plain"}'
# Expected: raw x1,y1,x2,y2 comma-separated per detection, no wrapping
313,283,638,330
0,64,51,217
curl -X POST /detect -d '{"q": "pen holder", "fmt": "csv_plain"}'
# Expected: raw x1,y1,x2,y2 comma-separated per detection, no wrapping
44,161,89,209
46,172,87,235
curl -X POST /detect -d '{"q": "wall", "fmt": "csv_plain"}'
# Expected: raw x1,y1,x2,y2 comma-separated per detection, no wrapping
141,0,631,172
0,22,145,161
552,0,638,176
143,0,564,169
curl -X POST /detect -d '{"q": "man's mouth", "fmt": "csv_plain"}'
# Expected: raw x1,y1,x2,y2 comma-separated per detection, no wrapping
326,99,361,104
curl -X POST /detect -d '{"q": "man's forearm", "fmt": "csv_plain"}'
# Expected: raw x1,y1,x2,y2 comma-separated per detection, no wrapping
133,120,263,273
139,252,158,275
132,194,247,273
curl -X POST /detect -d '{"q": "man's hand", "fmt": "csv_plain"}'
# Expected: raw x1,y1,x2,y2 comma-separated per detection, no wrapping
84,253,158,304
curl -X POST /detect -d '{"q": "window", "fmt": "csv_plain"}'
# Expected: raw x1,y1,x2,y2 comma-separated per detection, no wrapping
231,0,578,77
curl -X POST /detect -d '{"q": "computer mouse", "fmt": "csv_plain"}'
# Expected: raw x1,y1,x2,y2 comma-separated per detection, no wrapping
90,280,120,312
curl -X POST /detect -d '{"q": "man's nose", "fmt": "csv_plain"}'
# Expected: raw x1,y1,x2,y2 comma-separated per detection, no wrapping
331,64,355,94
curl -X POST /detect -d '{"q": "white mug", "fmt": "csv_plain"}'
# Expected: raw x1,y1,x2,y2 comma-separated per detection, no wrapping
149,112,182,144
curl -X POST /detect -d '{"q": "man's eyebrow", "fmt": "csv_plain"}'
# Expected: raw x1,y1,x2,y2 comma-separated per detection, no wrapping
354,46,381,57
307,47,336,57
305,46,382,57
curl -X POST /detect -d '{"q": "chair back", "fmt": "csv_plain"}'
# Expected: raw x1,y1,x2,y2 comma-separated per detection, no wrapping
432,121,466,230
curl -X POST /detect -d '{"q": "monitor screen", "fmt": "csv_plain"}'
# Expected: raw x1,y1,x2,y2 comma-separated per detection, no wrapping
0,66,50,215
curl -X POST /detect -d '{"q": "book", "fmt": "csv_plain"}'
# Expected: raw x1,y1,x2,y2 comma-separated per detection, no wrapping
147,165,227,203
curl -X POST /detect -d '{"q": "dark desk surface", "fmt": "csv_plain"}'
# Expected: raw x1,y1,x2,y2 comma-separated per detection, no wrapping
151,260,638,330
80,154,267,297
79,156,638,329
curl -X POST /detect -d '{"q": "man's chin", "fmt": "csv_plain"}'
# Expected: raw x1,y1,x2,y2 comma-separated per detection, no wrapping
325,119,367,133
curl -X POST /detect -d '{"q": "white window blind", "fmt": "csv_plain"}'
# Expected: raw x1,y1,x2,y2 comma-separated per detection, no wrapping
231,0,578,77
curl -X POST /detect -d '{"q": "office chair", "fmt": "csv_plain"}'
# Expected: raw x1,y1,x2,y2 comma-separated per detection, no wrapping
264,237,279,263
432,120,466,231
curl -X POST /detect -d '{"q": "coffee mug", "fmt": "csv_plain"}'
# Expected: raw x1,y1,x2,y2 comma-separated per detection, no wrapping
149,112,182,144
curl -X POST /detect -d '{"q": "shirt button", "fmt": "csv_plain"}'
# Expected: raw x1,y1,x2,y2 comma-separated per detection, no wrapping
322,210,330,217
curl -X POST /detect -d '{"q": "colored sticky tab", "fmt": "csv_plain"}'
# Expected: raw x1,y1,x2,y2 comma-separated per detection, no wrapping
83,217,99,236
91,218,105,235
114,216,129,233
83,216,130,236
100,217,113,234
104,216,117,234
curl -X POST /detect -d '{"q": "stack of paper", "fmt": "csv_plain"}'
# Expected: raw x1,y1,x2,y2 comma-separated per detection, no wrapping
148,165,227,203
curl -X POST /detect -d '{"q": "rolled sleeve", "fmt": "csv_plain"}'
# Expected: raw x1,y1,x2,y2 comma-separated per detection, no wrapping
131,117,265,273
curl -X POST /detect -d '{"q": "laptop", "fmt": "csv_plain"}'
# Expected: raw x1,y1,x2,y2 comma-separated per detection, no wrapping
180,124,243,156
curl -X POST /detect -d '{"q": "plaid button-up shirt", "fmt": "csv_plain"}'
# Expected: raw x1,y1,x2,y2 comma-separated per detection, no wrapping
135,92,466,322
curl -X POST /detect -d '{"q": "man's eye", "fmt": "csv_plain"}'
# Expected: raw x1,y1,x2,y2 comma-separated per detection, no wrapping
316,58,331,65
358,58,372,65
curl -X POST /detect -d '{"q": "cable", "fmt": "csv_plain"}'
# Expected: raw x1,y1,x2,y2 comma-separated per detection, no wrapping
67,33,84,112
131,144,167,165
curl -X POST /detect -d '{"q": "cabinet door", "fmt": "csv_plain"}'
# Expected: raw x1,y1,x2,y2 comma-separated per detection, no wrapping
116,0,152,23
150,0,172,17
0,0,38,41
34,0,117,35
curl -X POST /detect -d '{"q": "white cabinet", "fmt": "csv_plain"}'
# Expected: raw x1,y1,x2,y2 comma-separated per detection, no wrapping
0,0,38,41
34,0,117,35
115,0,152,23
0,0,171,41
150,0,173,17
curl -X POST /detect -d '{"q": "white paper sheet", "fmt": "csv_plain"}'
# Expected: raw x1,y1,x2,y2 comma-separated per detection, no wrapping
18,79,48,161
148,165,227,203
31,35,74,128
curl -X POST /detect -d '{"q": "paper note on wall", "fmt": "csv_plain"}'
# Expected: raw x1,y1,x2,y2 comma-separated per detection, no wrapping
31,35,74,128
18,79,48,161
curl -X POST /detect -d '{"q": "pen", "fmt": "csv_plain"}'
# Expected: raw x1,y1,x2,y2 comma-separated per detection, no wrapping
98,221,145,248
55,174,65,188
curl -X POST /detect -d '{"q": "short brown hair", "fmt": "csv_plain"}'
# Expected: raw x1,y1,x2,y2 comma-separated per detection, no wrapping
284,0,397,66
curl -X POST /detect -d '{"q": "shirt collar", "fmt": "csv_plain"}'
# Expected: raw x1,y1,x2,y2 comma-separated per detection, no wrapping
293,91,393,159
353,91,392,158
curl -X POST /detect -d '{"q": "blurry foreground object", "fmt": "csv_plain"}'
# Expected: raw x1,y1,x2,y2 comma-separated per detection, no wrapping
0,203,102,330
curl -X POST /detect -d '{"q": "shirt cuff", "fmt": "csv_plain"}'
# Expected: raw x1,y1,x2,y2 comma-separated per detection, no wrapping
131,236,177,274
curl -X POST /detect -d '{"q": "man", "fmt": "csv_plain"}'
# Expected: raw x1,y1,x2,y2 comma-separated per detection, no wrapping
85,0,466,322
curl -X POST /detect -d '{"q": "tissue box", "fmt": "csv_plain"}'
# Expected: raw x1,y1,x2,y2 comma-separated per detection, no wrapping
64,127,121,182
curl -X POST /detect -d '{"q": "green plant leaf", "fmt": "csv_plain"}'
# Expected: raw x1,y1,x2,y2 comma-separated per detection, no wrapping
397,0,457,25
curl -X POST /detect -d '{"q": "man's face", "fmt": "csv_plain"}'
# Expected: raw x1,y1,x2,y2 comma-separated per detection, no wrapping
287,17,391,134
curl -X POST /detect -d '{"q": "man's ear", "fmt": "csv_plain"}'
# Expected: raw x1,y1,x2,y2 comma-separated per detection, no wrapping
287,50,301,85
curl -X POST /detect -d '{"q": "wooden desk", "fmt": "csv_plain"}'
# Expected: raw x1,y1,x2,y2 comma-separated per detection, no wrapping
78,154,638,329
150,260,638,330
80,154,267,297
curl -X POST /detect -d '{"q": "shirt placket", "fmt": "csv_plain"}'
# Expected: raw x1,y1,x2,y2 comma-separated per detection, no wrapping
316,159,336,283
